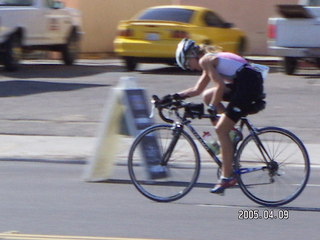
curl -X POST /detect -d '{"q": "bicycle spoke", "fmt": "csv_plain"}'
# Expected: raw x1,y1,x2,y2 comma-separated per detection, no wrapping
235,127,310,206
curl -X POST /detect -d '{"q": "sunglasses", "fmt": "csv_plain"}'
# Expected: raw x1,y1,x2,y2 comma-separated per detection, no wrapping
185,55,197,70
185,57,191,70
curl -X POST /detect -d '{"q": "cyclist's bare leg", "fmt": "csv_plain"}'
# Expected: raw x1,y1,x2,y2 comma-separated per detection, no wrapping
215,114,236,178
203,88,237,193
203,88,236,176
202,88,226,114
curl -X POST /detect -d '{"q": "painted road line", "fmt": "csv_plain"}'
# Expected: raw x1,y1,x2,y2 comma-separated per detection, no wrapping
0,233,169,240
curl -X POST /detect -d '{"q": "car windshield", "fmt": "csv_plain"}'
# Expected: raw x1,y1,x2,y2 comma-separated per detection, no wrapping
0,0,32,6
137,8,194,23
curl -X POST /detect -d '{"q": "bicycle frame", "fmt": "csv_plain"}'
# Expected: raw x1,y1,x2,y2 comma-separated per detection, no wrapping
235,118,273,175
183,120,222,167
166,108,223,168
167,108,274,176
239,118,275,164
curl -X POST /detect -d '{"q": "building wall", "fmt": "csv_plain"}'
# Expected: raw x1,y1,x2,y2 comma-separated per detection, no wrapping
64,0,298,55
64,0,172,54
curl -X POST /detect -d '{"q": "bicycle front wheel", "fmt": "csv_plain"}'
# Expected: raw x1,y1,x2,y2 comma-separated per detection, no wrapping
128,124,200,202
235,127,310,206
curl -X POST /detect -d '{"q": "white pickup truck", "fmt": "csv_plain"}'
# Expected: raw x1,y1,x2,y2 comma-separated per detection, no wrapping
0,0,82,71
268,0,320,74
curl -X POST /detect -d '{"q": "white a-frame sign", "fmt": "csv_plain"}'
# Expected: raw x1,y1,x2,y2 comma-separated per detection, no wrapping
84,77,161,181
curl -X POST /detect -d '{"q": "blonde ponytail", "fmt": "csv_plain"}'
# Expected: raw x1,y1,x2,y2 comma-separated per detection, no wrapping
199,44,222,54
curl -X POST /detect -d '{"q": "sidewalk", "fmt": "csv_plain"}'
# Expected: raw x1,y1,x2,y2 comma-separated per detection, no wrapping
0,135,93,164
0,134,319,166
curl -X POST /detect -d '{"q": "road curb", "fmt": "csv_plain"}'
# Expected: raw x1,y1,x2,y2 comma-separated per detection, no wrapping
0,134,318,167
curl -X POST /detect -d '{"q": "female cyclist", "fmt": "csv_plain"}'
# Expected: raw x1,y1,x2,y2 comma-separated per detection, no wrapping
170,38,265,194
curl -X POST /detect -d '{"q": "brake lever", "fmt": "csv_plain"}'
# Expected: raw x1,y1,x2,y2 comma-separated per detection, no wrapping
149,103,156,119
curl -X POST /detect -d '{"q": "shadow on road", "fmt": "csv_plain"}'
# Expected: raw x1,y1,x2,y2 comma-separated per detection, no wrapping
190,203,320,212
0,80,110,97
104,179,320,212
139,66,200,75
294,72,320,78
0,62,125,79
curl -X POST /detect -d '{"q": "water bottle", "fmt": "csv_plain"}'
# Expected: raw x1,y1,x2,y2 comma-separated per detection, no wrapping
203,131,220,155
229,128,243,145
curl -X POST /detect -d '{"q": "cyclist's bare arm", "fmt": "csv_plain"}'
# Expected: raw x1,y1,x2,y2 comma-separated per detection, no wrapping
178,71,210,98
199,55,225,107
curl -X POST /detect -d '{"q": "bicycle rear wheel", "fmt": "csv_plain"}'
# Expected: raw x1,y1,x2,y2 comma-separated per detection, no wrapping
235,127,310,206
128,124,200,202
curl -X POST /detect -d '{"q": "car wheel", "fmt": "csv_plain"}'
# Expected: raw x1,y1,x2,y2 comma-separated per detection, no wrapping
61,32,79,66
284,57,298,75
3,34,22,71
124,57,137,71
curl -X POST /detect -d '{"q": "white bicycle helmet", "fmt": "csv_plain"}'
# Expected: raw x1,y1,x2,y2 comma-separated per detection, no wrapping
176,38,199,70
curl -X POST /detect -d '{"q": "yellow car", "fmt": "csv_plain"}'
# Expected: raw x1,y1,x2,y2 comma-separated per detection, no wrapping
114,5,247,71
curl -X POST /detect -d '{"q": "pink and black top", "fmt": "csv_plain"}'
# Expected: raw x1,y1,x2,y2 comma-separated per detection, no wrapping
207,52,248,79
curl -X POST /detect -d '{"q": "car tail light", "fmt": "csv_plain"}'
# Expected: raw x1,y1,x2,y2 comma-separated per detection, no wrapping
267,24,276,39
171,30,189,39
119,29,133,37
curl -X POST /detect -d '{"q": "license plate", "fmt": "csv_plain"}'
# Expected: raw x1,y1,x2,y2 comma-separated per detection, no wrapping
145,33,160,41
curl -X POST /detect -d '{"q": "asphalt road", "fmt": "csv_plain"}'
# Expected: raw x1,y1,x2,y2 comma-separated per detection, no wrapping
0,59,319,240
1,161,320,240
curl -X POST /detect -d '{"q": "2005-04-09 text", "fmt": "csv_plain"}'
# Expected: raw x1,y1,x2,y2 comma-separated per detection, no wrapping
238,209,289,220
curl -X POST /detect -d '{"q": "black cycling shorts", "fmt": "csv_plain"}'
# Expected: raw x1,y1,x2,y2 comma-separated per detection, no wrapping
223,67,264,123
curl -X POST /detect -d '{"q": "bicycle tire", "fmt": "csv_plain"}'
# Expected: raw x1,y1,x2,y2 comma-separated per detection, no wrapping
128,124,201,202
235,127,310,207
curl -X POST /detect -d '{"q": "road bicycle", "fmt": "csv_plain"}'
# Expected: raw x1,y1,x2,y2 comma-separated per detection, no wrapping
127,95,310,207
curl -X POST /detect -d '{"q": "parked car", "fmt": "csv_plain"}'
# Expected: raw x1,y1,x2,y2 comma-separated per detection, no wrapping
114,5,247,71
0,0,82,71
268,0,320,75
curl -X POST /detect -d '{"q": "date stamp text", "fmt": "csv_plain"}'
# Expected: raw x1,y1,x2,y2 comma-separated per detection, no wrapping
238,209,289,220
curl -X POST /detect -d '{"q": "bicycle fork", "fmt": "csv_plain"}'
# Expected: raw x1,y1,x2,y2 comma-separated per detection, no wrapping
161,123,184,165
